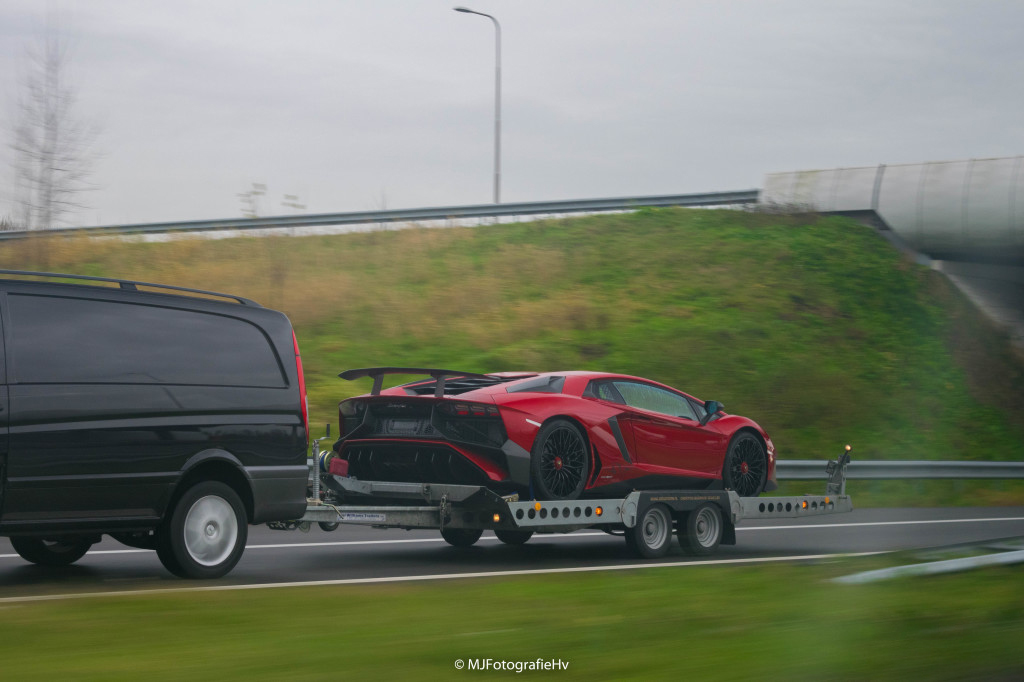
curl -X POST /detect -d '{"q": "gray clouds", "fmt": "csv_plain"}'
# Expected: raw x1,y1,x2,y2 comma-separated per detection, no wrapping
1,0,1022,224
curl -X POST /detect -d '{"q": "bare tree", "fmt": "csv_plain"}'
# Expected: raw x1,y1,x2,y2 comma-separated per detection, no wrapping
9,24,99,230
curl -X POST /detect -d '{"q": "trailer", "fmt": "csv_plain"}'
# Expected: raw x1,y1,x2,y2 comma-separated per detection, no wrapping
269,439,854,558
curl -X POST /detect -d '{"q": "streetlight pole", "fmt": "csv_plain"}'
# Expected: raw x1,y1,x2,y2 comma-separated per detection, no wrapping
454,6,501,204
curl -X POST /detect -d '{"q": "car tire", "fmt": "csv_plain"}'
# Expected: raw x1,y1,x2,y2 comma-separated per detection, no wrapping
625,503,673,559
156,481,248,579
10,536,94,567
494,530,533,545
530,419,590,501
678,503,723,556
440,527,483,547
723,432,768,497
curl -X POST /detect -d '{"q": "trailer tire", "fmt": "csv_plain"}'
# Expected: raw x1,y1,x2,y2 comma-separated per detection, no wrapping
494,530,533,545
625,503,673,558
10,536,94,567
318,522,340,532
156,481,248,579
440,527,483,547
678,503,723,556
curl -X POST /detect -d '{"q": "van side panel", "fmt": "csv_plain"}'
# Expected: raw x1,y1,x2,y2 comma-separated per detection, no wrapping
0,304,8,518
0,285,307,532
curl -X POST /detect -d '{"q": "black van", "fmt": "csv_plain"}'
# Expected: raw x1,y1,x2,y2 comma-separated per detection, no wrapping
0,271,310,578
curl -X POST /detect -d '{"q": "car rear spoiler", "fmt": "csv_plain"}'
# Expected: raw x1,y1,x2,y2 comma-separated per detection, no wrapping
339,367,496,397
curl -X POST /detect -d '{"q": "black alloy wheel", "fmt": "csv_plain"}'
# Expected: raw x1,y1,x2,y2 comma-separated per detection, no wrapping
530,419,590,500
723,433,767,497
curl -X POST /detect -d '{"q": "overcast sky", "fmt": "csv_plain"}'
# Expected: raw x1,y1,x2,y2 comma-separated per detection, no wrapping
1,1,1022,226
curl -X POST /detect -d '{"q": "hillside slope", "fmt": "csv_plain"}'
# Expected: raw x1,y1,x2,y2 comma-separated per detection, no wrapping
4,209,1022,503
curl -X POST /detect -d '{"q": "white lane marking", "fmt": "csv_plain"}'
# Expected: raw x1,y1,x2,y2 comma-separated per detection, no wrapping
1,517,1022,560
0,551,885,604
0,532,609,560
737,516,1024,531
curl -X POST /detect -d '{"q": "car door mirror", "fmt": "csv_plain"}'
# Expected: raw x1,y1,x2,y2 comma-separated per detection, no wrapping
700,400,724,426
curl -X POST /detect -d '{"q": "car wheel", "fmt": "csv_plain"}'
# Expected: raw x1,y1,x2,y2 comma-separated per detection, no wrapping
530,419,590,500
723,432,768,497
625,503,673,559
10,536,94,567
494,529,533,545
156,481,248,579
678,503,723,556
440,527,483,547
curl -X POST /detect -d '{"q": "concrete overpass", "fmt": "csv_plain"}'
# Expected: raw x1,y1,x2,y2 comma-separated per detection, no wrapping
761,156,1024,348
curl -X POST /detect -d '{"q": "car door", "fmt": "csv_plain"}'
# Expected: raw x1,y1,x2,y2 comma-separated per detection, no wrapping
603,380,724,476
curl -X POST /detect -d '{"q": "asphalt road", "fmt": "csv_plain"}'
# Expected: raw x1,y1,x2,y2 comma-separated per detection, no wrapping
1,507,1022,600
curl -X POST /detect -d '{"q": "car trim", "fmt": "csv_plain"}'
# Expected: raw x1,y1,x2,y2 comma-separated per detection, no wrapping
607,415,632,464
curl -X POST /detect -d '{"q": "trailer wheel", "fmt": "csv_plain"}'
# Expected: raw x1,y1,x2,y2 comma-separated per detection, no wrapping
318,522,340,532
678,503,723,556
440,527,483,547
156,481,248,579
10,536,94,567
625,503,673,558
494,530,533,545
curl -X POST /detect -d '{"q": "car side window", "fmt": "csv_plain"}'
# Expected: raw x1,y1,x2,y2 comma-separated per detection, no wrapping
612,381,697,421
592,381,625,404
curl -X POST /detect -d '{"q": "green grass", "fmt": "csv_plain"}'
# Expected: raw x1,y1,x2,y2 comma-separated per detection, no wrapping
1,558,1021,680
3,209,1023,505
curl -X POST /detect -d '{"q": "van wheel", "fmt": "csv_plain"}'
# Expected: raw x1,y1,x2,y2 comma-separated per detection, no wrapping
10,536,94,567
157,481,248,579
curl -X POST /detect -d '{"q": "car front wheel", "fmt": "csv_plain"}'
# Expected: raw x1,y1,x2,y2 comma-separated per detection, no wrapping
723,432,768,497
157,481,248,579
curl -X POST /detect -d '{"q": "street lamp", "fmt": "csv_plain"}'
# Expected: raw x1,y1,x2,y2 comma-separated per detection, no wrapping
453,6,501,204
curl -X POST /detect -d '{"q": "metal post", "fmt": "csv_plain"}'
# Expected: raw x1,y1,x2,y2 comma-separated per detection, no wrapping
454,7,502,204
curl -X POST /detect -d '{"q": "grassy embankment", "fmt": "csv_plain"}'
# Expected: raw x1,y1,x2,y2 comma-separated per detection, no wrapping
0,558,1021,680
3,209,1022,505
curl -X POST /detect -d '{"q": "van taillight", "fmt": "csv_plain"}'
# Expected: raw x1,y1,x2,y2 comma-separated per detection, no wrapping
292,330,309,445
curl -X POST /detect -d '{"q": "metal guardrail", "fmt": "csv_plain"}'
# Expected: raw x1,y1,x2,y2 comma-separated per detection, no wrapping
0,190,760,240
778,460,1024,480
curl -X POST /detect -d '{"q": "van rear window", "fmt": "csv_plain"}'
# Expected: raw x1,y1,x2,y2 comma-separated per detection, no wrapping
8,294,286,387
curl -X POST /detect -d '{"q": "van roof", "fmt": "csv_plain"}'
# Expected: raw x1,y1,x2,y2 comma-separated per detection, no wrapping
0,269,259,306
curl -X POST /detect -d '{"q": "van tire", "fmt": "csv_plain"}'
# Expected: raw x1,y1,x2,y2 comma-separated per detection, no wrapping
156,481,248,579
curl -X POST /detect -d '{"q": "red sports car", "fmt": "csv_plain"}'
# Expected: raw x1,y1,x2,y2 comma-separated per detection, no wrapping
330,368,777,501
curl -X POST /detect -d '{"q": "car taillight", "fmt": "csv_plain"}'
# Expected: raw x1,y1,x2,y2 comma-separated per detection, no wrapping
292,330,309,445
438,401,500,417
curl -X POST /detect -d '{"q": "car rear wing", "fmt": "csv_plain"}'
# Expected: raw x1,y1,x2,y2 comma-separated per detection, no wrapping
339,367,497,397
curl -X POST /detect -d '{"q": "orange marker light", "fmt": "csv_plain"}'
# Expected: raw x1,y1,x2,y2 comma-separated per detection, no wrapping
493,513,501,523
534,502,542,511
845,444,852,452
801,501,808,509
595,506,603,516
